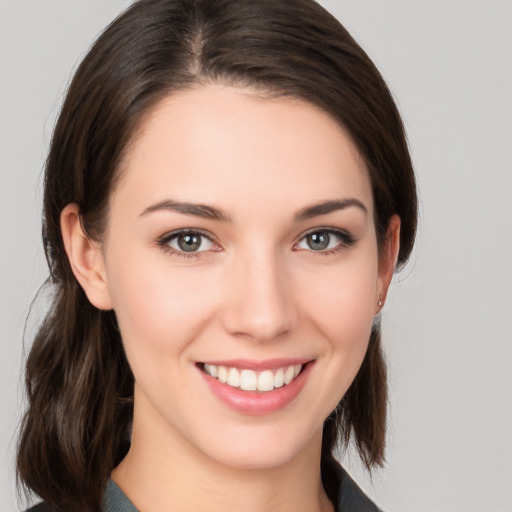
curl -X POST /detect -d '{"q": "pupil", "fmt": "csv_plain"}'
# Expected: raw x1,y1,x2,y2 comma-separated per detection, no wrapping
178,234,201,252
307,232,329,250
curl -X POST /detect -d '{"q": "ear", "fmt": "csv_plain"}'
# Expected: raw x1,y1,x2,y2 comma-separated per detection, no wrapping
376,214,401,313
60,203,113,310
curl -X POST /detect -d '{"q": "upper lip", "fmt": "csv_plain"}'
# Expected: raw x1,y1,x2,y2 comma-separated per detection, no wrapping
198,358,314,371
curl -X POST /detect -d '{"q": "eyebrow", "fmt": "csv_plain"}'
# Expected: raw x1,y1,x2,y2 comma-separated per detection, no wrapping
140,197,367,222
294,198,367,221
140,200,231,222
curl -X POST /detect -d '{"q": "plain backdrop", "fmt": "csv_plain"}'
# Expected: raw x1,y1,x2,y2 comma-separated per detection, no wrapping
1,1,511,511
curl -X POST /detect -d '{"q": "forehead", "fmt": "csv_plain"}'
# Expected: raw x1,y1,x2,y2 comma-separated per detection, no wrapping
113,85,373,218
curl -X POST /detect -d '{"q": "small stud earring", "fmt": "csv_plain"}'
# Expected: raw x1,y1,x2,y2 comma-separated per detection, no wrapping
378,299,383,308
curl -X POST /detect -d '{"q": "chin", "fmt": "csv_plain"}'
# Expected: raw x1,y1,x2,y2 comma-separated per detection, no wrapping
194,421,321,472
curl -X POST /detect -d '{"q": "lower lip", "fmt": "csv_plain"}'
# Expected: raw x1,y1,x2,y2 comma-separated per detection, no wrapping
199,362,314,415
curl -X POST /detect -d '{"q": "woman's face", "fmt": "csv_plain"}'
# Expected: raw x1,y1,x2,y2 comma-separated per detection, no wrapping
94,85,390,469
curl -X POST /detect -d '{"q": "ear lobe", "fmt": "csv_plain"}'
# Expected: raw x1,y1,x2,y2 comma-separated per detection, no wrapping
376,215,401,312
60,203,113,310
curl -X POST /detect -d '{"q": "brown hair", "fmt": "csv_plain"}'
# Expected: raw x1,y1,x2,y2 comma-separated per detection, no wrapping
17,0,417,510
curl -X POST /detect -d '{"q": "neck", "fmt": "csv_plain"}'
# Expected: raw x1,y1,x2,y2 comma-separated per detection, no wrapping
112,392,333,512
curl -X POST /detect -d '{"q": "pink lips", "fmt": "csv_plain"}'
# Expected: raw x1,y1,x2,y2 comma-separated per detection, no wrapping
198,359,314,415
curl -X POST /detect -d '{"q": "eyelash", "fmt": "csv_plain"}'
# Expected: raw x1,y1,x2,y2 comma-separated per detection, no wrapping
293,228,356,256
156,227,356,259
156,229,219,260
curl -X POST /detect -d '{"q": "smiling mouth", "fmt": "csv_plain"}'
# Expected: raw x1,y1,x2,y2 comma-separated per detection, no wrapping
200,363,307,392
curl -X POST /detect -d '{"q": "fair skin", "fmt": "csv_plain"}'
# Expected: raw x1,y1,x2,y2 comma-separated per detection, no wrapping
61,85,400,512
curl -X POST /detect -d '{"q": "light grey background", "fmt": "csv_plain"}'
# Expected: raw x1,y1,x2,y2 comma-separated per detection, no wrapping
1,1,511,511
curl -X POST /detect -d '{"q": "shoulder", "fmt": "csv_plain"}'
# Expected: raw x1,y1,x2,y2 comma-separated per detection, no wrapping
337,467,383,512
23,504,52,512
23,472,381,512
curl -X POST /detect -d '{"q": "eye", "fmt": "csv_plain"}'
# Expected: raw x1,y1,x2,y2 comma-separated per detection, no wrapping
295,229,354,252
159,230,216,254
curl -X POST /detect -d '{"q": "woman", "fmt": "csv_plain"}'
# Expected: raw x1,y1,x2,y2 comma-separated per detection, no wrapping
18,0,417,510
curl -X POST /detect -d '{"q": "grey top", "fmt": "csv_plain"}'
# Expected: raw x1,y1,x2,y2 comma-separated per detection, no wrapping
103,479,138,512
26,468,382,511
102,470,381,512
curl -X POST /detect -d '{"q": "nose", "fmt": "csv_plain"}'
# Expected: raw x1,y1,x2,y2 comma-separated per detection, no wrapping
221,249,297,342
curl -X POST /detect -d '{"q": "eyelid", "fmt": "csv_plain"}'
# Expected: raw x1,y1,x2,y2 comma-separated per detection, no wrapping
293,227,356,252
156,228,221,257
155,226,355,258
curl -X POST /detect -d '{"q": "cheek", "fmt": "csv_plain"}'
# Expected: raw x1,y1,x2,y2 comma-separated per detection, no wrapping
105,249,220,360
300,255,379,343
305,261,378,406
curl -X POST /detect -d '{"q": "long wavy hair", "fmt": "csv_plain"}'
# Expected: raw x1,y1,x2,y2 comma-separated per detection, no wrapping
17,0,417,510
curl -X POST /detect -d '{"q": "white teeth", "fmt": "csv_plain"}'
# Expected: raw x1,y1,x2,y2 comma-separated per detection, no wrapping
240,369,257,391
284,365,295,385
257,370,275,392
218,366,228,383
227,368,240,387
204,363,304,392
274,368,284,388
